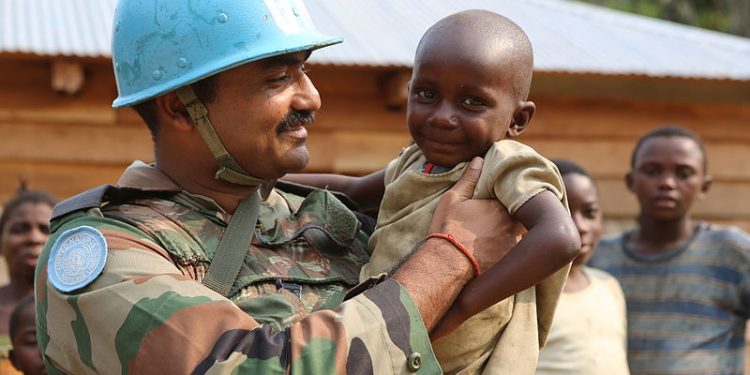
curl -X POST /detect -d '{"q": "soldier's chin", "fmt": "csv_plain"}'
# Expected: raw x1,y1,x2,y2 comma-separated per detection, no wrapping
282,146,310,173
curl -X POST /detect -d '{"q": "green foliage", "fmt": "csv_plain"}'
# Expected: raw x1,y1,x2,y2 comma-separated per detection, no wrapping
578,0,750,37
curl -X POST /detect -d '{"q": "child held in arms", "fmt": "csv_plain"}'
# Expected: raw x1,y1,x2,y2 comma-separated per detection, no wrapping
285,10,579,374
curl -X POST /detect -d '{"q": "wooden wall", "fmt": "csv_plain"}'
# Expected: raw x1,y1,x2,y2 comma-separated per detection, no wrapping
1,57,749,234
0,57,152,202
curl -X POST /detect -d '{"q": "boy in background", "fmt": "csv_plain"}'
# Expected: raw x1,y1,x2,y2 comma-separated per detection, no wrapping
286,10,579,374
590,126,750,374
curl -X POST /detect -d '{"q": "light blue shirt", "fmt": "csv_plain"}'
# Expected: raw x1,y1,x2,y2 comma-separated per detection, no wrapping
590,223,750,375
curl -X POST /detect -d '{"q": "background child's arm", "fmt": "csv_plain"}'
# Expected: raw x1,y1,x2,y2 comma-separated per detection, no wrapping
431,190,580,339
282,169,386,212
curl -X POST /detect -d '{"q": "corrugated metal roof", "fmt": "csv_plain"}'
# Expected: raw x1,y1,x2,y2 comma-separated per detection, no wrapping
0,0,115,57
1,0,749,80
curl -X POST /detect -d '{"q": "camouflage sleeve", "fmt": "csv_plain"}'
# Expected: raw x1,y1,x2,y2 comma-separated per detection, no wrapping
35,214,438,374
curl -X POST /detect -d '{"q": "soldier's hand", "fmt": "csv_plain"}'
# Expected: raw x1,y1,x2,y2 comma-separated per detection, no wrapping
429,157,519,272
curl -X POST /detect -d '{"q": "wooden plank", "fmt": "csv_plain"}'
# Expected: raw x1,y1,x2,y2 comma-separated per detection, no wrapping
115,106,145,125
0,122,153,164
308,94,408,132
0,59,117,99
532,73,750,105
307,65,408,97
531,97,750,142
0,161,129,202
0,59,118,124
305,129,411,173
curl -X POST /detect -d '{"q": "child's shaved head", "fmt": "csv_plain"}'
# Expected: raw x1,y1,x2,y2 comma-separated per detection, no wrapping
416,9,534,101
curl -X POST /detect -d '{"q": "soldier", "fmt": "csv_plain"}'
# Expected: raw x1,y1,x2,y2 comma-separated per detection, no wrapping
35,1,518,374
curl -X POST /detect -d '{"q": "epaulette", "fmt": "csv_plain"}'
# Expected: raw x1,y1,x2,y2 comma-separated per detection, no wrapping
52,185,174,220
52,185,113,220
274,180,359,211
274,180,376,236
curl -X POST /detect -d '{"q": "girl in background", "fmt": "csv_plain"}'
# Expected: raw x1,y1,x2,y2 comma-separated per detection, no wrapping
536,159,629,375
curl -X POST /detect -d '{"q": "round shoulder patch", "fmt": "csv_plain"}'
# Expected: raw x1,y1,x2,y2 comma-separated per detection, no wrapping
47,226,108,293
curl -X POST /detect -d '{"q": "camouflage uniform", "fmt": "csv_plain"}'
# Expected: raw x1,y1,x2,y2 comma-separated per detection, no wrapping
35,161,439,374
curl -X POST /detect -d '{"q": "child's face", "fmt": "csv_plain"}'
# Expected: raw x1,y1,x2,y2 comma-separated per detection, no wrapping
627,136,710,222
563,173,602,267
407,47,521,167
9,305,46,375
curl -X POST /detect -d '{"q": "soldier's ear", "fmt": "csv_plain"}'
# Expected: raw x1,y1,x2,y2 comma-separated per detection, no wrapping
156,92,193,132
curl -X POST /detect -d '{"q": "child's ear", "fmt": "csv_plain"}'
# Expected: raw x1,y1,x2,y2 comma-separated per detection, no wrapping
698,174,713,199
507,101,535,138
9,349,18,370
625,171,635,193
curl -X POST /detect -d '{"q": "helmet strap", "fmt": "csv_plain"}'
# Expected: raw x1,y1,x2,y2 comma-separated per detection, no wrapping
175,85,266,187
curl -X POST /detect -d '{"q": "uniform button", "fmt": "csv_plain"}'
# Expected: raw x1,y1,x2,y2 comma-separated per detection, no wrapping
407,352,422,372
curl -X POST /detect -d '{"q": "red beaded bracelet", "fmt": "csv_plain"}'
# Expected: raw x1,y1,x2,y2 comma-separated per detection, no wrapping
425,233,481,278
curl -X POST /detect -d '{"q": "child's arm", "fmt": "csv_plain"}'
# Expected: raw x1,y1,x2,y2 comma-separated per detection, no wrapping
430,190,580,339
282,169,386,212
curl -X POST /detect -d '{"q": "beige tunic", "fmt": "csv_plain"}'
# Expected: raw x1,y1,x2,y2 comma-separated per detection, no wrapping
362,140,570,374
536,267,630,375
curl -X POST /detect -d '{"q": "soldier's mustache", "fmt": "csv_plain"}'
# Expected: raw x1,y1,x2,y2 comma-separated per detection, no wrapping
277,110,315,134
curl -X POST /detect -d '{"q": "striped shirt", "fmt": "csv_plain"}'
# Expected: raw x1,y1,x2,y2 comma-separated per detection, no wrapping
590,222,750,375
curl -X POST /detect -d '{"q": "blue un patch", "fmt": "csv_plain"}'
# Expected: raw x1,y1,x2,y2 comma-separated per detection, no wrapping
48,226,108,293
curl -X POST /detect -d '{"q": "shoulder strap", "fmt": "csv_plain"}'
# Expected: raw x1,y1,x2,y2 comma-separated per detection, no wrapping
203,192,261,297
52,185,176,220
52,185,113,219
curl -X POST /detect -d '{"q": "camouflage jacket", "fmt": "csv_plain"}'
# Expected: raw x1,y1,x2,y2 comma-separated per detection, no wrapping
35,161,439,374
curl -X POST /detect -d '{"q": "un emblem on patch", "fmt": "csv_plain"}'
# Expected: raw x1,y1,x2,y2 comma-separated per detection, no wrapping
48,226,108,293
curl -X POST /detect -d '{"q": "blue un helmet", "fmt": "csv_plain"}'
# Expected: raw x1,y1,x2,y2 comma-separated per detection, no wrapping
112,0,340,108
111,0,341,186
